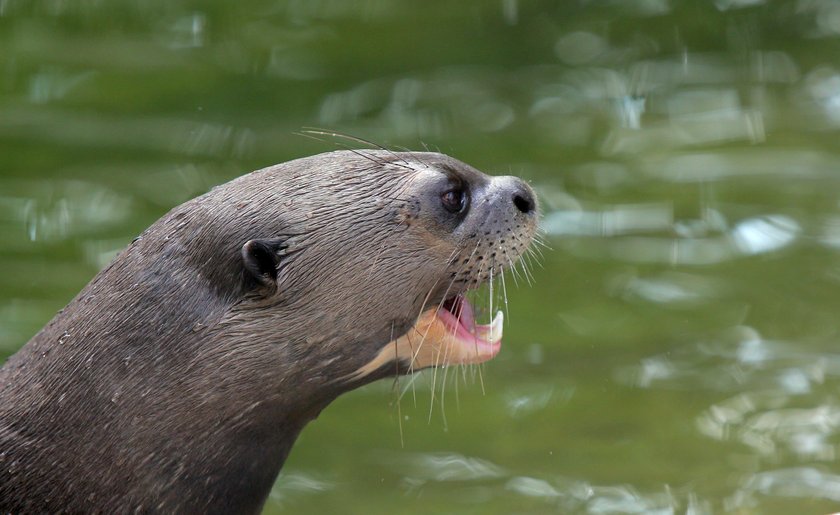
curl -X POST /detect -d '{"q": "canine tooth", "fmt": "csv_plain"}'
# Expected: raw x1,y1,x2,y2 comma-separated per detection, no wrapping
489,310,503,342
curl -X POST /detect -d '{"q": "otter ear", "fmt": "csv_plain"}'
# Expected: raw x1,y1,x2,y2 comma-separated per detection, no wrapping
241,238,285,288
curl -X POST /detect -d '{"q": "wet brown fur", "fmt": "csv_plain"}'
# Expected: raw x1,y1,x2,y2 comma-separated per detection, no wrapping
0,150,537,513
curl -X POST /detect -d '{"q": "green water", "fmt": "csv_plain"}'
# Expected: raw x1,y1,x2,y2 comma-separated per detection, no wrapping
3,1,840,513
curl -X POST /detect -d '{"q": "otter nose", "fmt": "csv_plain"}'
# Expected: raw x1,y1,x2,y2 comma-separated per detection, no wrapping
494,176,537,217
512,186,535,215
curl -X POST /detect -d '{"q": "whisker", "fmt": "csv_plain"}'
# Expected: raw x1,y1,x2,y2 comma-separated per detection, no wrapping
521,259,535,286
509,233,535,286
505,254,523,287
532,232,551,251
525,245,544,271
489,264,494,324
453,367,461,413
416,266,468,421
438,345,451,430
426,253,475,421
470,256,492,395
391,143,432,168
409,282,440,374
294,130,392,168
388,322,405,448
421,238,486,421
522,246,539,281
500,268,510,323
477,361,486,395
299,127,415,170
529,237,547,261
397,368,422,404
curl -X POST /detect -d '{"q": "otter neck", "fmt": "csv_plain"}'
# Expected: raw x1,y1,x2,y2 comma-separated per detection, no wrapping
0,242,347,513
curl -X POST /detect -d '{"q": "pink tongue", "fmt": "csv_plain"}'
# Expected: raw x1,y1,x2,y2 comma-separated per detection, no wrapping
456,295,476,332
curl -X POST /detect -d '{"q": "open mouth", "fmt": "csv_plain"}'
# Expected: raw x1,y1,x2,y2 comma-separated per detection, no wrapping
347,292,505,381
439,294,503,352
398,295,504,369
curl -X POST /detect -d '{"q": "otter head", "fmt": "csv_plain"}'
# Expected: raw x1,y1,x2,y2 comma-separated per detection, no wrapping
0,149,539,512
225,150,538,396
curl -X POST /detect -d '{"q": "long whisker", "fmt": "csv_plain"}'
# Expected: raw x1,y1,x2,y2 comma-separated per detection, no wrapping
388,322,405,448
453,366,461,413
524,245,544,271
509,233,535,286
489,265,494,326
397,368,423,403
294,130,392,168
426,258,473,421
522,246,538,282
437,340,451,430
409,282,441,374
469,251,493,396
423,238,484,420
390,143,432,168
532,237,552,252
299,128,415,170
435,252,482,425
531,231,551,253
500,267,510,323
506,253,522,286
416,268,466,420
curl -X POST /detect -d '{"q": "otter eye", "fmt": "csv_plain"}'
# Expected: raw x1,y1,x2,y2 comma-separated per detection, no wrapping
441,188,466,214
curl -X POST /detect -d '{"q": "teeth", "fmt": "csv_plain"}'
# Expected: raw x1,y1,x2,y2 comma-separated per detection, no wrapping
490,310,503,342
475,311,504,343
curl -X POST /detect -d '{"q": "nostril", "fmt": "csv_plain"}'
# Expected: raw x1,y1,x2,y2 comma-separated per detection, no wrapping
513,192,534,214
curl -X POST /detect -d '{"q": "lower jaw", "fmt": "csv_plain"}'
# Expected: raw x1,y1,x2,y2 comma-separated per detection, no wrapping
398,304,503,369
343,299,503,383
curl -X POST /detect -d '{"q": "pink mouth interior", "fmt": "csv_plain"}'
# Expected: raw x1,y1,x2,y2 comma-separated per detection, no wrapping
438,294,501,352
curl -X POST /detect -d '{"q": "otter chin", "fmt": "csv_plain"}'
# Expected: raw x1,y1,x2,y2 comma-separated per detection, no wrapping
0,149,538,513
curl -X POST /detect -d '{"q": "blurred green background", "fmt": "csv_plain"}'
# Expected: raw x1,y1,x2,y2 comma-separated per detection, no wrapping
3,0,840,513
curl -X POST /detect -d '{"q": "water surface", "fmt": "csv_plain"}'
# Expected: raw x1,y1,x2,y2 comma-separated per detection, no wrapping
3,1,840,513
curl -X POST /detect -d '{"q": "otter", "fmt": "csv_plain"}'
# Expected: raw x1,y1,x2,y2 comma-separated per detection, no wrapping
0,150,538,513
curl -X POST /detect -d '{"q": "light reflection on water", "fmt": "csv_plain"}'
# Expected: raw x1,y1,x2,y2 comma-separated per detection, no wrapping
544,208,801,265
0,180,132,242
3,1,840,513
